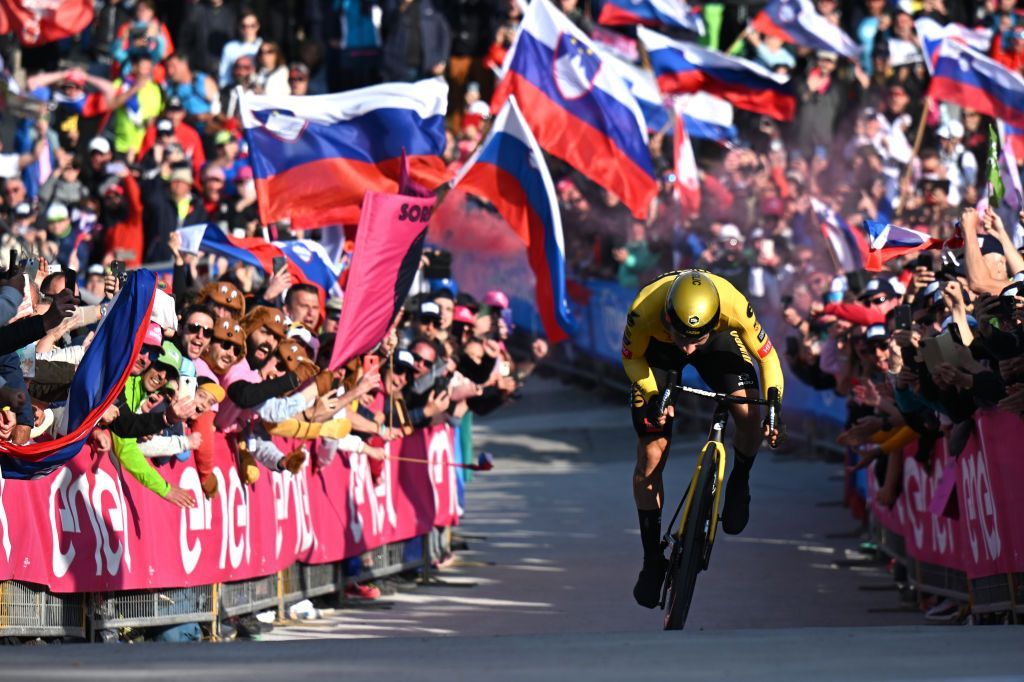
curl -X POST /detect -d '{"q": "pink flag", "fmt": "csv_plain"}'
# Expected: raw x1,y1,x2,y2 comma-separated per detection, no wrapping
329,191,435,369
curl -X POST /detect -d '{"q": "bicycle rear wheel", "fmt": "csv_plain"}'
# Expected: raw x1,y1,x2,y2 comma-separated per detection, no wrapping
663,447,718,630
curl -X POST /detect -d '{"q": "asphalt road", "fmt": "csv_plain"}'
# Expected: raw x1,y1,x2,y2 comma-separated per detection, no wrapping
2,377,1021,681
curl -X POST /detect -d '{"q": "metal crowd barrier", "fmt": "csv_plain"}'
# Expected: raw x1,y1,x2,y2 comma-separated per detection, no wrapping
868,524,1022,618
0,528,452,641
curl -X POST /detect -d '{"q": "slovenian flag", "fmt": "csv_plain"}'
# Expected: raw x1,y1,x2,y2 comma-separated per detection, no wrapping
752,0,858,59
177,224,343,298
598,0,705,36
638,26,796,121
596,45,671,135
928,39,1024,129
915,17,993,74
454,96,574,343
674,92,736,141
239,79,449,229
0,270,157,479
864,220,944,271
810,198,868,272
493,0,658,219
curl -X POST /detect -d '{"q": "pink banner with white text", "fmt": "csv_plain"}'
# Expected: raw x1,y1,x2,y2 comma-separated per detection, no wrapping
869,409,1024,579
0,426,458,593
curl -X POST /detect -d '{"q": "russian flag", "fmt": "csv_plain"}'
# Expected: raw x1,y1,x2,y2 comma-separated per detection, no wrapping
752,0,858,59
810,198,868,272
864,220,944,271
597,0,705,36
674,92,736,142
239,79,449,229
453,96,574,343
492,0,658,219
0,271,157,479
928,40,1024,129
638,26,796,121
673,101,700,217
177,224,342,298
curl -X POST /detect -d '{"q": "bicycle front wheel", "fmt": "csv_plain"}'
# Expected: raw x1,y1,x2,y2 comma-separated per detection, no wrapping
663,447,718,630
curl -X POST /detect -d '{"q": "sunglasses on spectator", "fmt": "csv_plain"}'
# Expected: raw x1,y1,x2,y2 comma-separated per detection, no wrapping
215,339,242,355
410,352,433,365
185,322,213,338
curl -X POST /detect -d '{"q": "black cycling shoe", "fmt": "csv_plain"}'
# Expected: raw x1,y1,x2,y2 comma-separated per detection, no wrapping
633,555,668,608
721,471,751,535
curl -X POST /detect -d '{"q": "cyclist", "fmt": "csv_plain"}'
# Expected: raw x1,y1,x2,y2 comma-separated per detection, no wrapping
622,269,784,608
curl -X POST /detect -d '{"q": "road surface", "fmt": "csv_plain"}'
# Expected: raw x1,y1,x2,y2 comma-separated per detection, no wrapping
2,377,1020,680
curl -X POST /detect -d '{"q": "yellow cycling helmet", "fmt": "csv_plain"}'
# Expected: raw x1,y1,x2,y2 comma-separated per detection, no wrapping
663,270,720,338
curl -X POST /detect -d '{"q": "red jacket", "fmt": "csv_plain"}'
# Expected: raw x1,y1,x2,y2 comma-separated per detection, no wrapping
822,301,885,326
137,121,207,180
102,174,144,267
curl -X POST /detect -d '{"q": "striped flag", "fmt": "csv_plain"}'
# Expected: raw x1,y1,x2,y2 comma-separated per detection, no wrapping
864,220,944,271
752,0,858,59
0,271,157,479
673,102,701,217
810,198,867,272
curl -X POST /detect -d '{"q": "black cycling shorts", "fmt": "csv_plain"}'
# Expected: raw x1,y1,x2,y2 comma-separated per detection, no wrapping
630,330,759,438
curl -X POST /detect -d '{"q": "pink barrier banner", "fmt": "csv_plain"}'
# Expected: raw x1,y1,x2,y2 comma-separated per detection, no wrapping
0,426,459,593
869,410,1024,579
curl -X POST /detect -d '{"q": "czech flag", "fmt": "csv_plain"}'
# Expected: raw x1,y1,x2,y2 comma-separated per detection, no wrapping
673,102,701,218
674,92,736,142
598,0,705,36
638,26,796,121
864,220,944,271
752,0,858,59
810,198,868,272
928,40,1024,129
453,96,574,343
239,79,449,229
493,0,658,219
176,224,342,298
0,270,157,479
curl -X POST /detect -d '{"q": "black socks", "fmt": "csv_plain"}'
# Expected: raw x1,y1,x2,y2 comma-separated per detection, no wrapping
638,508,662,559
732,449,756,479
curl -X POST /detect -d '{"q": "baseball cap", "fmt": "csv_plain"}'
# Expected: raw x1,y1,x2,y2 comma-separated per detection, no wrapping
235,165,253,182
88,137,111,154
865,324,887,341
719,223,744,243
100,176,124,196
394,349,416,374
156,118,174,134
288,62,310,79
214,130,235,146
937,121,965,139
13,202,32,218
45,202,70,222
857,277,897,300
453,305,476,325
419,301,442,320
202,164,226,182
143,322,164,349
63,70,86,87
169,167,193,185
87,264,105,276
166,95,184,110
816,50,839,62
198,381,225,403
156,340,183,376
325,297,343,314
483,290,510,310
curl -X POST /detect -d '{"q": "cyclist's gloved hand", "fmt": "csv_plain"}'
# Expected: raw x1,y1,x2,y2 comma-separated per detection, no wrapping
642,397,671,432
762,387,782,448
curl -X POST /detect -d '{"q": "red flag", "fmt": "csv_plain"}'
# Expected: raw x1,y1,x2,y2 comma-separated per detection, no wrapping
329,191,435,369
673,111,701,217
0,0,94,47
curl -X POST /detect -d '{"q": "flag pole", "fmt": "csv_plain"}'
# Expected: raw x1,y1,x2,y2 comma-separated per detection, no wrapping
894,96,931,221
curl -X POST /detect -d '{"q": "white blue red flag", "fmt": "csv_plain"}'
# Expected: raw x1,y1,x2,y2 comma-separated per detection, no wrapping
673,101,700,217
598,0,705,36
915,17,992,74
928,40,1024,129
864,220,944,271
752,0,858,59
674,92,736,141
177,224,342,298
454,96,574,343
239,79,449,229
596,45,671,135
493,0,658,219
638,26,796,121
0,270,157,479
810,198,868,272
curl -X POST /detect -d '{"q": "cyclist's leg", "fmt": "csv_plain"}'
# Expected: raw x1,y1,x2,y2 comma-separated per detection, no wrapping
690,331,761,534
